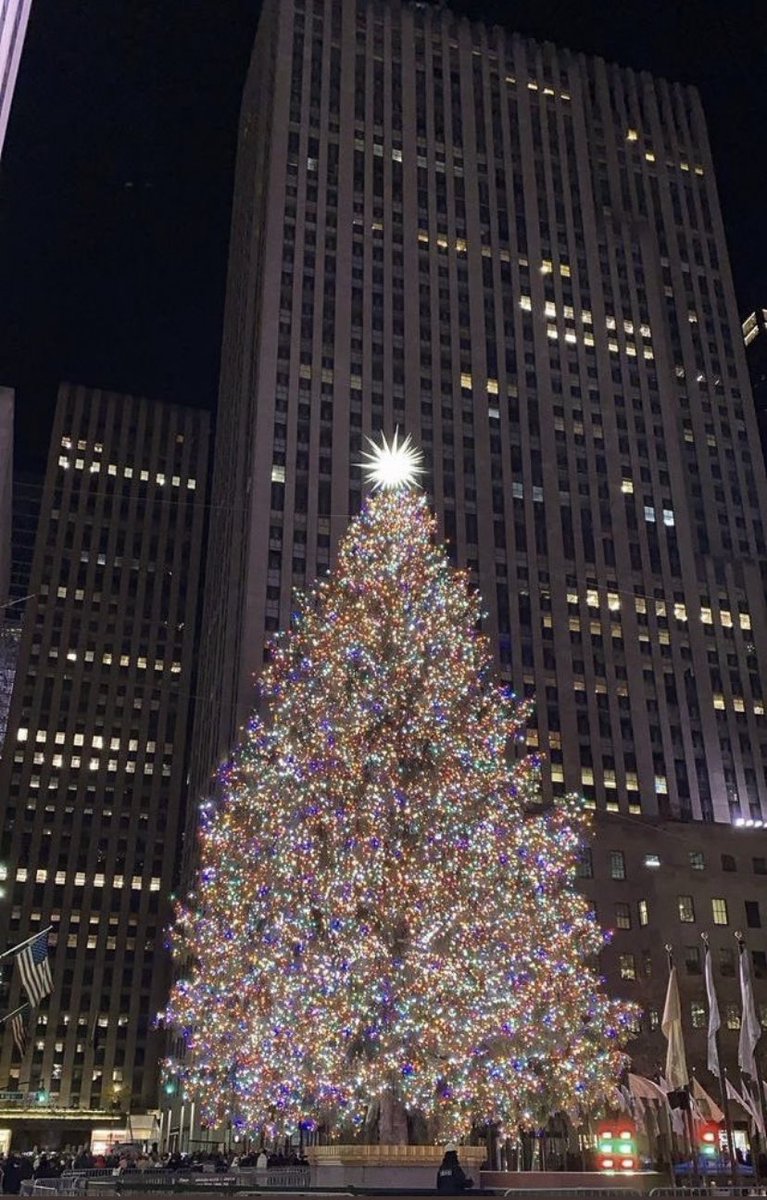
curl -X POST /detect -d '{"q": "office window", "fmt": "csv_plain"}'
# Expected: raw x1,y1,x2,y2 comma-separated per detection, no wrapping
619,953,636,980
690,1001,706,1028
610,850,626,880
720,947,736,976
753,857,767,876
648,1006,660,1030
712,897,729,926
684,945,701,975
721,853,736,872
615,902,631,930
725,1004,741,1030
745,900,761,928
638,899,649,926
689,851,705,870
576,847,593,879
644,853,661,868
641,949,653,977
678,895,695,923
753,950,767,979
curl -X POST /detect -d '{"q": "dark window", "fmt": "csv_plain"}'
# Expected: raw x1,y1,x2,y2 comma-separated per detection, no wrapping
745,900,761,928
721,853,736,872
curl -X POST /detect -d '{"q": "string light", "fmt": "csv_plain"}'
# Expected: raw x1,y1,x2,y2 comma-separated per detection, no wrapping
162,486,636,1137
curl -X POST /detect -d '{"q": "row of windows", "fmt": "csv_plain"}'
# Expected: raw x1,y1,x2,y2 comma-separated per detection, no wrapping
582,848,767,879
611,895,740,930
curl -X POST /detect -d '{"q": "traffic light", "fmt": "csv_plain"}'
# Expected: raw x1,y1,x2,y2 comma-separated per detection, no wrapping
698,1122,720,1162
596,1121,638,1171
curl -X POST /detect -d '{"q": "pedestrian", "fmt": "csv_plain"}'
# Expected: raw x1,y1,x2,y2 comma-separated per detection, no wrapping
436,1145,473,1193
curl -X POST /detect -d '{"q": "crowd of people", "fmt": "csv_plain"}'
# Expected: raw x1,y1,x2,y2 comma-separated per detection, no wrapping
0,1144,312,1193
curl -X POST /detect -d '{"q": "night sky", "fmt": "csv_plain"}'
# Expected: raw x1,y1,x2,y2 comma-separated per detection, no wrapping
0,0,765,473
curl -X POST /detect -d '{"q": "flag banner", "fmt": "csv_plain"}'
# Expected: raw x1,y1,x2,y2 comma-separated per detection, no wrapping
726,1077,765,1136
738,943,762,1078
743,1081,766,1138
16,930,53,1006
10,1011,26,1058
628,1072,669,1103
662,965,689,1089
692,1077,724,1124
704,943,721,1075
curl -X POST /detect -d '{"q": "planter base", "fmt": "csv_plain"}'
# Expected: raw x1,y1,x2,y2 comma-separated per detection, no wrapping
306,1143,486,1190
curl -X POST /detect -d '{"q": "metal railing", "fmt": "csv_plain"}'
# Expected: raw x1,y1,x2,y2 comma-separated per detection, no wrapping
20,1167,315,1195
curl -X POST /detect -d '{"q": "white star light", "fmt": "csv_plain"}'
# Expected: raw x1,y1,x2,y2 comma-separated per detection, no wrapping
358,429,425,491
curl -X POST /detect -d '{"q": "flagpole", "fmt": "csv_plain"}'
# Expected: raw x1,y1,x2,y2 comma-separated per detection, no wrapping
664,945,699,1185
736,932,767,1180
701,932,738,1183
0,926,53,965
0,1001,29,1025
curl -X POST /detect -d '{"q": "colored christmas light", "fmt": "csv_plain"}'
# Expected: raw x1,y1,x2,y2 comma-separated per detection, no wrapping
162,485,636,1137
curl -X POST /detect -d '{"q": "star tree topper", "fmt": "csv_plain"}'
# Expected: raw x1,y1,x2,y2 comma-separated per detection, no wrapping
358,428,425,491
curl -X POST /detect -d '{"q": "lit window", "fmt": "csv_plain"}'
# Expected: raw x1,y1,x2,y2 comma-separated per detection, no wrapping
674,603,687,621
712,898,728,926
17,728,28,742
663,510,675,526
58,455,69,469
678,895,695,923
644,854,661,869
637,899,649,926
626,128,639,141
621,479,634,494
460,373,473,390
519,295,531,312
689,851,705,870
691,1001,705,1028
644,506,656,522
615,903,631,930
156,473,166,486
271,464,285,483
610,851,626,880
619,954,636,980
700,607,713,624
740,613,752,630
725,1004,741,1030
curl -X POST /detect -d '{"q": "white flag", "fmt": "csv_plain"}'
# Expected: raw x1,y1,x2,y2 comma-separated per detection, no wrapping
692,1076,724,1124
704,943,721,1075
738,943,762,1078
728,1078,765,1137
662,964,688,1089
628,1072,669,1103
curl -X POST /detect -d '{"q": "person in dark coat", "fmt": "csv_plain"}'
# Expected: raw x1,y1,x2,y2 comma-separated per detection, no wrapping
2,1158,21,1195
436,1146,473,1193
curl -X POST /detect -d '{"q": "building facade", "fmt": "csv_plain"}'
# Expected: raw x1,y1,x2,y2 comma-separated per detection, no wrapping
184,0,767,1106
0,0,32,159
0,383,209,1117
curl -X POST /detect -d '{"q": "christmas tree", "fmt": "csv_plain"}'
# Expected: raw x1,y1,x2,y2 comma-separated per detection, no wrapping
164,433,635,1140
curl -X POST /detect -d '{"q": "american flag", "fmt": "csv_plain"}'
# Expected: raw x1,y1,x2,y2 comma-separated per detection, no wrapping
10,1011,27,1058
17,931,53,1006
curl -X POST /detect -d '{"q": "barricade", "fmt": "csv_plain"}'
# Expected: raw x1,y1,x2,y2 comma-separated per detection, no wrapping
504,1191,645,1200
649,1190,767,1198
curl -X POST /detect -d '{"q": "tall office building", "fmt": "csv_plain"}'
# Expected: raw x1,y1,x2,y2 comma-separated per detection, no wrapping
184,0,767,1115
0,0,32,158
0,388,14,750
0,384,209,1125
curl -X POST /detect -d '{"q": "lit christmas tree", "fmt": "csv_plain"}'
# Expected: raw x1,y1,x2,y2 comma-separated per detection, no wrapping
164,433,635,1140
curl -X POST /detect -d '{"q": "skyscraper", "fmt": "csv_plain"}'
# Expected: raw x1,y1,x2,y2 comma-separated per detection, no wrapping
0,0,32,159
184,0,767,1107
0,384,209,1128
